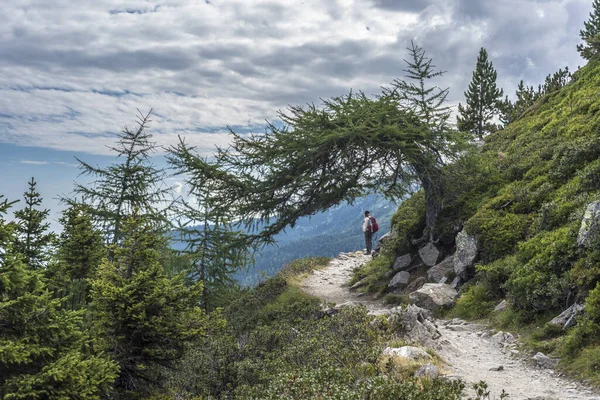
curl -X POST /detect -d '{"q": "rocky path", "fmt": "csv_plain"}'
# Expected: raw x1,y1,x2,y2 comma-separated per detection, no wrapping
302,251,599,400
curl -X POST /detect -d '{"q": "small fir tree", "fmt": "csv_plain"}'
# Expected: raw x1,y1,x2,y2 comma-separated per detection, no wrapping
13,177,55,269
578,0,600,60
0,198,118,399
457,48,504,139
47,204,107,310
90,213,205,394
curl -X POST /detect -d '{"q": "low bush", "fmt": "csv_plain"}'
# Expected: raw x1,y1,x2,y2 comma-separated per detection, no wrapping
451,283,496,319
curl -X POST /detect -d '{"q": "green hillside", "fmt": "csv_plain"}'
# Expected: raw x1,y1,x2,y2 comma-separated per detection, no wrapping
355,57,600,383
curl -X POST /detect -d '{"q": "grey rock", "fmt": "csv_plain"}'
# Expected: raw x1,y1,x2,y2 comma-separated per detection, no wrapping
419,243,441,267
383,346,432,360
379,230,397,244
494,300,508,312
453,229,478,279
532,352,561,369
578,201,600,247
414,363,439,379
409,283,458,312
392,254,413,272
491,331,516,344
405,276,427,293
386,304,441,349
334,301,361,310
489,365,504,371
388,271,411,289
549,304,584,330
450,276,462,290
350,278,368,291
427,256,454,282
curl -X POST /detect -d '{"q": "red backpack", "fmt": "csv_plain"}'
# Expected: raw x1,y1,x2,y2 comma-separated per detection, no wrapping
369,216,379,233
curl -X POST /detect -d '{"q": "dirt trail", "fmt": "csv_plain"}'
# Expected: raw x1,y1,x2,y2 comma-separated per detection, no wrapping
302,252,600,400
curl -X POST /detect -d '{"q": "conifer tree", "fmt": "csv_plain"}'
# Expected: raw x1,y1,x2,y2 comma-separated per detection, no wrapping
90,212,205,394
0,198,118,399
457,48,504,139
168,153,252,309
13,177,55,269
578,0,600,60
66,110,171,251
170,43,464,245
47,204,106,310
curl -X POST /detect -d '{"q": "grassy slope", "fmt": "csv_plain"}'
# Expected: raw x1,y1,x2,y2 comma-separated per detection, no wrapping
356,58,600,383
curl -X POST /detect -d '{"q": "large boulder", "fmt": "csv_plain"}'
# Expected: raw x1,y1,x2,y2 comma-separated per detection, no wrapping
388,271,411,290
578,201,600,247
453,229,478,279
418,243,441,267
409,283,458,312
392,254,413,272
427,256,454,283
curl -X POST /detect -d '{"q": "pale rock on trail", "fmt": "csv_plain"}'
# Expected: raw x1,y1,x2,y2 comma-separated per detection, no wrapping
302,251,600,400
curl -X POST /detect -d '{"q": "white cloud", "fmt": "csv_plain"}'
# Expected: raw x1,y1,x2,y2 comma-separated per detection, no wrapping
0,0,593,156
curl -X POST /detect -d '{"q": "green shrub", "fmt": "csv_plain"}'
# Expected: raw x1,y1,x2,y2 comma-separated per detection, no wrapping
476,255,517,299
506,227,577,312
451,283,496,319
351,253,394,294
389,191,426,255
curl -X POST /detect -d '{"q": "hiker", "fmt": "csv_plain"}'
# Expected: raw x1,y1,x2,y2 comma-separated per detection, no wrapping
363,211,373,255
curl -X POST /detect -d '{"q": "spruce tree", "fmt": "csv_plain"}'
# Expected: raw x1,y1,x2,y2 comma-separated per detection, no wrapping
0,198,118,399
47,204,107,310
457,48,504,139
66,110,171,251
90,212,205,394
578,0,600,60
13,177,55,269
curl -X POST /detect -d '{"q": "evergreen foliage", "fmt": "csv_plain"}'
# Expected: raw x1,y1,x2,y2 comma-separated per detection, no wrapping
169,43,465,247
457,48,504,139
578,0,600,60
66,110,171,250
13,178,54,269
0,200,117,399
90,213,205,395
47,204,107,310
168,148,253,310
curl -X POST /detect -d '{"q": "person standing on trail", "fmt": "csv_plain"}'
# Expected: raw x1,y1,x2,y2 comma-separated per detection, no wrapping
363,211,373,255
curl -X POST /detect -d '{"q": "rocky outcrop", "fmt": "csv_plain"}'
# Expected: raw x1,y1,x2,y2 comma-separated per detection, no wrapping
419,243,441,267
494,300,508,312
409,283,458,312
388,271,411,290
427,256,454,283
385,304,442,349
392,254,412,272
578,201,600,247
379,230,397,244
548,304,583,329
383,346,432,360
453,229,478,279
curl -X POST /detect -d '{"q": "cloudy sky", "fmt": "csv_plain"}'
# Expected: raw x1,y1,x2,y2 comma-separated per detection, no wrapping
0,0,593,229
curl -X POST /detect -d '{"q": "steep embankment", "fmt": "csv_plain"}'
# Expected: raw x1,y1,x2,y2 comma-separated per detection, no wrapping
304,252,599,399
349,58,600,385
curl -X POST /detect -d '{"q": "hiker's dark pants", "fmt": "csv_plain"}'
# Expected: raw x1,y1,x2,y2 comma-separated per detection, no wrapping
364,230,373,254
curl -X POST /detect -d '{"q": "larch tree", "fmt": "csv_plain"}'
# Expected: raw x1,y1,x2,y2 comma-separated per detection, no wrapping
578,0,600,60
457,48,504,139
90,212,206,395
13,177,55,269
168,147,253,310
65,110,172,253
169,42,465,246
0,197,118,399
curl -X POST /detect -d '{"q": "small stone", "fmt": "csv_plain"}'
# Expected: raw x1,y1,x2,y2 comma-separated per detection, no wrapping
532,352,561,369
388,271,411,289
383,346,432,360
427,256,454,283
409,283,458,312
414,363,439,379
494,300,508,312
419,243,441,267
489,365,504,371
392,254,413,272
